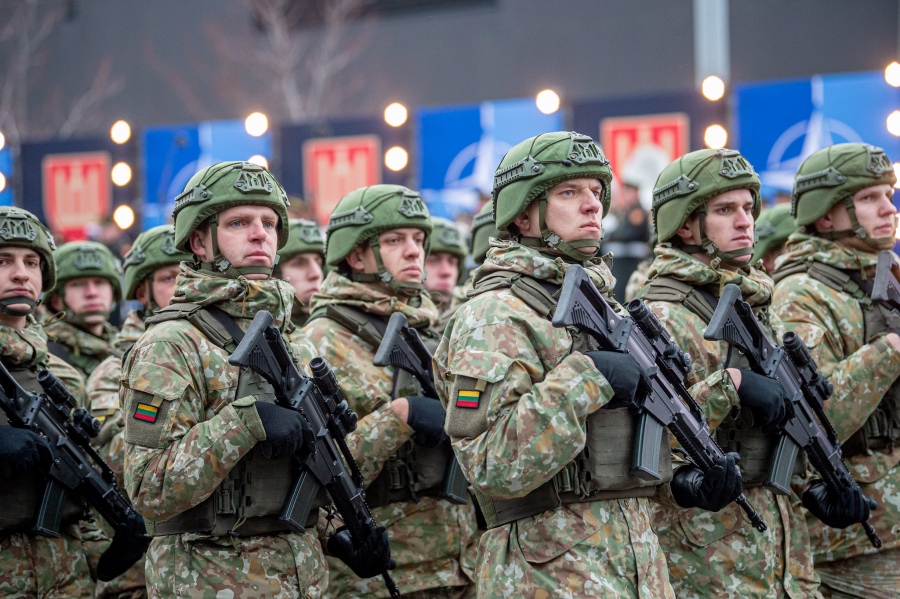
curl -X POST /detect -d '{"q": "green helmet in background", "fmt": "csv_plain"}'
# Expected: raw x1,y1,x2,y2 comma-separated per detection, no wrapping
429,217,468,281
652,148,761,268
791,143,896,248
325,184,432,297
751,203,797,264
274,219,325,278
172,161,290,278
123,225,192,309
50,241,123,322
0,207,57,316
492,131,613,262
470,202,508,266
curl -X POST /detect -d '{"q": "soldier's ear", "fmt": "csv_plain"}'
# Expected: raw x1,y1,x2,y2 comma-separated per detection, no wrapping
814,212,834,233
675,217,697,243
345,244,369,273
188,230,209,260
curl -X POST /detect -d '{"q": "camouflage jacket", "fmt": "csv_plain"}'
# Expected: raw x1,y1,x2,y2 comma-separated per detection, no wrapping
643,244,819,599
773,233,900,563
433,240,674,598
46,318,119,382
303,271,477,597
430,284,469,334
0,317,110,598
122,266,327,598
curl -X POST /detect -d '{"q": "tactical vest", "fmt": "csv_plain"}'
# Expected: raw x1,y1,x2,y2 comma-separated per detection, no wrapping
310,304,454,508
465,270,674,528
47,327,119,378
774,261,900,456
141,303,321,537
0,361,87,534
642,276,807,486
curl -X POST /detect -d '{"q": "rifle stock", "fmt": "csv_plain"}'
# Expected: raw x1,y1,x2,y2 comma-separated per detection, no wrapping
551,265,767,532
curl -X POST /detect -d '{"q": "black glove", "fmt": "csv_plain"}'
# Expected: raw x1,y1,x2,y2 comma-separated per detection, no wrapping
802,479,877,529
585,351,651,408
405,395,448,448
255,401,316,462
671,452,743,512
0,427,51,478
327,524,396,579
736,370,788,429
96,511,151,581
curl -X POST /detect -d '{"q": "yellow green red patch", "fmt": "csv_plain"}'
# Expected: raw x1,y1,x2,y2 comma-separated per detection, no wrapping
134,403,158,423
456,389,480,409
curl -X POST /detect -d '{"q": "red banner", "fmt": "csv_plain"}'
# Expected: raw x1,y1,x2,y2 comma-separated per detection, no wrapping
42,152,111,240
303,135,381,225
601,113,689,182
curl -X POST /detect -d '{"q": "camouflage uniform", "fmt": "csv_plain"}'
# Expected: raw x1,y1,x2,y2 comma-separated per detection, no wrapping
46,319,118,382
0,317,110,598
122,265,328,599
303,271,477,598
773,233,900,599
624,258,652,302
642,244,820,598
434,240,675,599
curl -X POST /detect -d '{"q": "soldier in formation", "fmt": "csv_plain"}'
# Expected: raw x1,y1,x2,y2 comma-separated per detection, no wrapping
424,216,468,328
752,202,798,273
275,218,326,330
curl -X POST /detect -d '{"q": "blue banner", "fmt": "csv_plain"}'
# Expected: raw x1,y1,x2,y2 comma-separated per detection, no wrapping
0,146,12,206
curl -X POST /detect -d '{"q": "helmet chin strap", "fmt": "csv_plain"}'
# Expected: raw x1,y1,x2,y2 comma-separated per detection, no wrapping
818,196,896,249
0,296,38,317
350,238,425,298
677,205,756,269
197,214,277,280
517,194,602,262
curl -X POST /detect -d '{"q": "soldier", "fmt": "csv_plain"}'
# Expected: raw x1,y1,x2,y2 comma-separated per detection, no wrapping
425,217,468,329
121,162,389,598
275,218,325,330
433,131,743,598
86,225,191,599
302,184,477,598
639,148,834,598
752,202,798,273
45,241,121,381
0,207,142,597
772,143,899,599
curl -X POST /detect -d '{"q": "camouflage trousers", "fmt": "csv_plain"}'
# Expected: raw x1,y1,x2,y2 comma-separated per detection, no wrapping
817,547,900,599
0,526,96,598
475,497,674,599
145,530,328,599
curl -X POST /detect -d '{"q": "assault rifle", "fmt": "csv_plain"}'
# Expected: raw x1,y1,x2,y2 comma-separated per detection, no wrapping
552,265,767,531
229,311,399,598
704,283,881,547
0,362,150,546
373,311,469,505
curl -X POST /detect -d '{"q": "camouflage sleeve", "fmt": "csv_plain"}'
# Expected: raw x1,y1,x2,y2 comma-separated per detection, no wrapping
773,275,900,439
436,313,614,500
122,340,266,521
47,353,87,409
79,513,111,579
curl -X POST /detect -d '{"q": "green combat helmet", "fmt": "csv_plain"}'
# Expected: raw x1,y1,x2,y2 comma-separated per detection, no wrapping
325,184,432,297
652,148,761,268
0,207,57,316
122,225,192,310
50,241,123,321
172,161,290,278
492,131,612,262
274,219,325,278
751,203,797,264
429,217,468,281
470,202,508,266
792,143,897,248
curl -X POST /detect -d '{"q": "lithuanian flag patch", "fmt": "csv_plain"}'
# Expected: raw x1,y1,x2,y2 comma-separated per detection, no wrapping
134,403,159,423
456,390,481,409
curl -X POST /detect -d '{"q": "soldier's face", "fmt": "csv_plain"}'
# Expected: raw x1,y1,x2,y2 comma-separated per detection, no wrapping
348,228,426,283
150,264,181,308
0,248,42,324
62,276,113,322
280,252,324,306
425,251,460,293
516,178,604,253
191,205,279,280
821,184,896,251
679,189,755,267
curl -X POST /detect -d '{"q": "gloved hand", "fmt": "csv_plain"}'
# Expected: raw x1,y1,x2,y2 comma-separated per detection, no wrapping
328,524,396,579
736,370,788,429
671,452,743,512
585,351,651,408
802,479,876,529
255,401,316,462
405,396,448,448
97,511,151,581
0,427,51,477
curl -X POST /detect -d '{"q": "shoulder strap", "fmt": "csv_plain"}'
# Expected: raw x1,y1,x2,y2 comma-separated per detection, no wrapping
309,304,387,349
642,276,718,324
47,340,72,366
144,302,241,353
470,271,560,319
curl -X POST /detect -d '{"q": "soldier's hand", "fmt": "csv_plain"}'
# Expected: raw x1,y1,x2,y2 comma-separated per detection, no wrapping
802,479,877,529
736,370,788,429
671,452,743,512
404,396,448,448
0,426,51,477
585,351,651,408
328,524,396,579
255,401,316,462
97,511,150,581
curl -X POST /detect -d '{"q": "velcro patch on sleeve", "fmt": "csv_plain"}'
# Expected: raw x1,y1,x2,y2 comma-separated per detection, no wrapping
446,375,490,439
134,403,159,423
455,389,481,409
